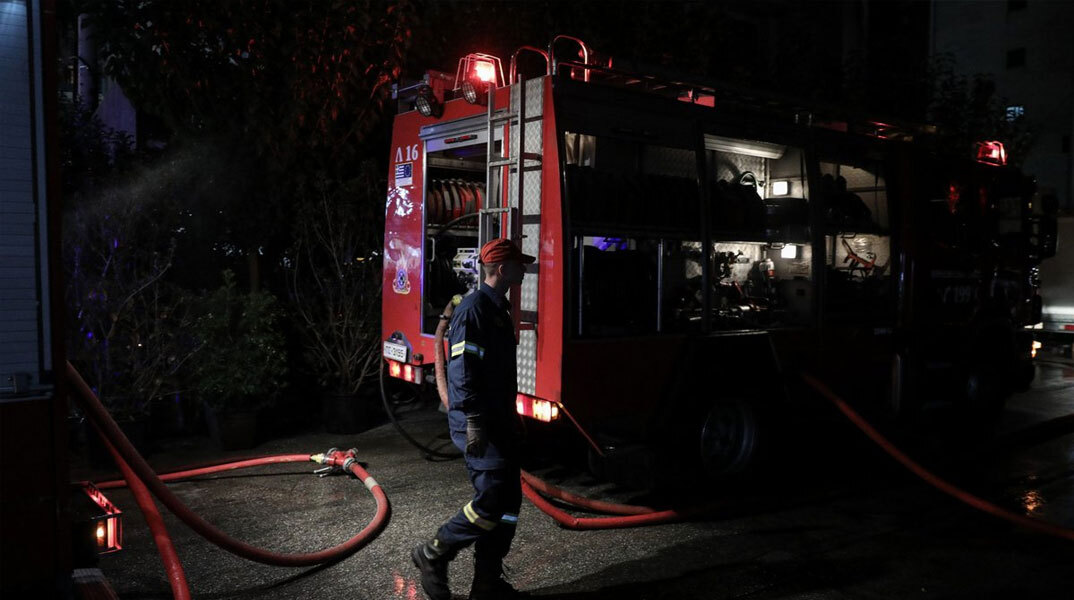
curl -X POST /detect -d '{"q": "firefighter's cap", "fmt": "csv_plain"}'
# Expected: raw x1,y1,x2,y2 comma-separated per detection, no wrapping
479,238,536,265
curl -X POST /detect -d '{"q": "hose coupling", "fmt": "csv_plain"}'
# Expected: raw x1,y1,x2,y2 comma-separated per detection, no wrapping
341,456,358,477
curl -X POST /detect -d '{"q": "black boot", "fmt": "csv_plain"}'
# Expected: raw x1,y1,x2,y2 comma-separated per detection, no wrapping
469,569,528,600
411,539,452,600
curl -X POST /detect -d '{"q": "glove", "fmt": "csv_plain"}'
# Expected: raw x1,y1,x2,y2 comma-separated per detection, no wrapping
465,414,488,457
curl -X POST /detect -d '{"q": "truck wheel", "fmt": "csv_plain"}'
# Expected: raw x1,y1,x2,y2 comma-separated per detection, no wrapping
1010,359,1035,393
963,368,1006,418
698,397,759,478
887,352,922,421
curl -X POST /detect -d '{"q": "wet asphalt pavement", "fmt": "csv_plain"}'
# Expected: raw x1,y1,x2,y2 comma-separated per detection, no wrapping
78,361,1074,599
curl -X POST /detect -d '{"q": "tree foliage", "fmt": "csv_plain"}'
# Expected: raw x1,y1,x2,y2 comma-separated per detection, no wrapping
78,0,415,287
925,55,1032,166
287,163,383,396
64,165,200,418
82,0,413,171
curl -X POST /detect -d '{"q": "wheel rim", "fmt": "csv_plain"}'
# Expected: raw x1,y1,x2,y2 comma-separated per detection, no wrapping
699,398,758,477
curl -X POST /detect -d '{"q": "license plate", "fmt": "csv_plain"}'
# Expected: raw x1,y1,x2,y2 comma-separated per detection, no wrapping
383,341,408,362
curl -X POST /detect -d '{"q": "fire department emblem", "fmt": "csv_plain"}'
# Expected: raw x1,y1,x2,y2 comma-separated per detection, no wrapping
393,267,411,295
387,237,420,295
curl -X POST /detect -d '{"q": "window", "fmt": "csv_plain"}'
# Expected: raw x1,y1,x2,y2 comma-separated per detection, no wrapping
1006,105,1025,121
564,131,701,337
564,133,699,234
819,160,892,321
704,137,814,330
574,236,660,336
420,138,495,334
1006,47,1026,68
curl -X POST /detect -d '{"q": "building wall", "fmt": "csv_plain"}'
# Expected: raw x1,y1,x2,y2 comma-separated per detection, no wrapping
0,0,50,391
931,0,1074,211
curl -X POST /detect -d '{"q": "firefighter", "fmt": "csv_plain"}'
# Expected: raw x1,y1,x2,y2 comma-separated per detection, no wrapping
412,238,535,600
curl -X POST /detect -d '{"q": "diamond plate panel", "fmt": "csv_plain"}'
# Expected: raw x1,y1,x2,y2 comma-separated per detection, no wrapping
517,329,537,395
521,223,540,311
510,78,542,396
508,78,544,215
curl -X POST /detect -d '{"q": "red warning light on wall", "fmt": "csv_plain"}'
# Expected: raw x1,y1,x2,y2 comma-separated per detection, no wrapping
975,140,1007,166
81,483,123,554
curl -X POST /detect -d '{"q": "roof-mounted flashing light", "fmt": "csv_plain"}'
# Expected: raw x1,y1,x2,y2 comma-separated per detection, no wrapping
456,52,504,106
976,140,1007,166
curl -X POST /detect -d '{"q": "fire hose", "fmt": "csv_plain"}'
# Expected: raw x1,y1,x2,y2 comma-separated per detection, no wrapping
67,362,392,599
423,303,676,529
522,372,1074,537
424,303,1074,537
800,372,1074,542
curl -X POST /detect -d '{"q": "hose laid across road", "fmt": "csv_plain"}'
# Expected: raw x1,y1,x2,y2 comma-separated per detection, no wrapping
424,309,682,529
68,361,392,575
801,372,1074,542
91,419,191,600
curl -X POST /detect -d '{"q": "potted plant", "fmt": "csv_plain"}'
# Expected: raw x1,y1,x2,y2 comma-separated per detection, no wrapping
288,168,383,434
192,270,288,449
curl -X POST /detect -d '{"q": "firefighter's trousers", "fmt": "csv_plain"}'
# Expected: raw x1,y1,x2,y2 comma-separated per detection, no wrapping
435,463,522,575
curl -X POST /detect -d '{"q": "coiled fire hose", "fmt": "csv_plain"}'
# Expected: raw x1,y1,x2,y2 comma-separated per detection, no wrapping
67,362,392,599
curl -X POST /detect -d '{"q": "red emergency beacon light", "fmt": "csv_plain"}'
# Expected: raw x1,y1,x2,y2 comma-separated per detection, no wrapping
456,53,504,105
976,140,1007,166
454,53,503,87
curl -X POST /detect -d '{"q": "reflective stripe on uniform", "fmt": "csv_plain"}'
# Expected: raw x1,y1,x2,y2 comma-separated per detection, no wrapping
500,513,518,525
463,501,497,530
450,341,485,359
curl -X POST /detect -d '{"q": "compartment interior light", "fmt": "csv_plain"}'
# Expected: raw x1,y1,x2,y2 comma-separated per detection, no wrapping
780,244,798,259
771,180,790,196
704,134,785,159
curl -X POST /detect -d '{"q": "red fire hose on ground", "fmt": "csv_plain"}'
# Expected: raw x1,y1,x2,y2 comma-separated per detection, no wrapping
800,372,1074,542
518,371,1074,538
67,362,392,599
426,302,704,530
424,296,1074,536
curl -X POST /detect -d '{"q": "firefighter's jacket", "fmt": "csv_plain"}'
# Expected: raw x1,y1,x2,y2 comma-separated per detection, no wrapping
446,282,521,470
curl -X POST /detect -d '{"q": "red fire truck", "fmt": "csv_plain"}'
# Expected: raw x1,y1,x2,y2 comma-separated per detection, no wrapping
380,37,1057,477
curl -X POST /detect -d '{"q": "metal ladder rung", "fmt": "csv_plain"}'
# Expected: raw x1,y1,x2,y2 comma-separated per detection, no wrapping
489,161,543,170
490,114,542,124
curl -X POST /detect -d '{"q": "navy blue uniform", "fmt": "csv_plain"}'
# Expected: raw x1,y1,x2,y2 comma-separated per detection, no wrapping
434,283,522,574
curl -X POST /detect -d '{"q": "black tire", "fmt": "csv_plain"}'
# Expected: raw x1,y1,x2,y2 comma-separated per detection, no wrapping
698,397,761,479
1010,359,1035,393
962,367,1007,420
